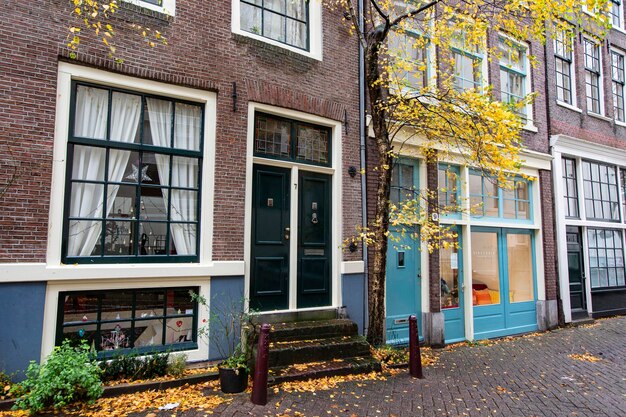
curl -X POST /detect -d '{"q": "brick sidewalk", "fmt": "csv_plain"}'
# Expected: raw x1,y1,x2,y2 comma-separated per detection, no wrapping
189,316,626,417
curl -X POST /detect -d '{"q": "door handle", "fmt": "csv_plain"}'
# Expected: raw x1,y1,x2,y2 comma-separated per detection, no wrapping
284,227,290,240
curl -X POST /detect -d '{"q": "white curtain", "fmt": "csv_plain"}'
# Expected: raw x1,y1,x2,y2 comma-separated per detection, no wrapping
68,87,141,256
147,100,200,255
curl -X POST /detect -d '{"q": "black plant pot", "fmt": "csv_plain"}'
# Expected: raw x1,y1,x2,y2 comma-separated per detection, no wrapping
218,366,248,393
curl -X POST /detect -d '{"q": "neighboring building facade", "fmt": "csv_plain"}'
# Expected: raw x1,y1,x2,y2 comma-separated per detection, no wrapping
0,0,366,377
549,10,626,322
374,25,560,346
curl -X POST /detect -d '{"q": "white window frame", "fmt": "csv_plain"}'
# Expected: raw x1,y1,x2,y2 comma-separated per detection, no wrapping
583,37,605,116
611,48,626,124
124,0,176,16
610,0,624,29
554,29,580,110
48,63,219,272
231,0,323,61
498,34,537,131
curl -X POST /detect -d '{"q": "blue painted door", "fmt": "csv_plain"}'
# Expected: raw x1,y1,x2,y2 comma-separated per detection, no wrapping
472,227,537,339
386,228,421,345
441,228,464,343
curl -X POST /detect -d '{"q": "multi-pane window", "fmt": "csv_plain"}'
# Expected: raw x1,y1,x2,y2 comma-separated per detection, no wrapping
451,28,483,92
582,161,620,221
63,83,203,263
388,30,429,91
611,50,625,122
562,158,580,218
438,164,460,213
584,38,602,114
587,229,626,288
621,169,626,221
57,287,198,356
469,172,531,220
498,38,527,118
240,0,309,50
610,0,623,28
254,113,330,166
390,161,417,204
554,30,574,104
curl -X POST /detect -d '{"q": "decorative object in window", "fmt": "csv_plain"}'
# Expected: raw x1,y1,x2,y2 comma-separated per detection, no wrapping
63,83,203,263
57,287,198,356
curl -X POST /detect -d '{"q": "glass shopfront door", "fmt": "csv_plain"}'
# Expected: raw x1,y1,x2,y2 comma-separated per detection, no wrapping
441,228,464,343
471,227,537,339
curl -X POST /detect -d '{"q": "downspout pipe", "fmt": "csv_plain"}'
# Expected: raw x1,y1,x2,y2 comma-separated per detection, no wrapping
358,0,369,335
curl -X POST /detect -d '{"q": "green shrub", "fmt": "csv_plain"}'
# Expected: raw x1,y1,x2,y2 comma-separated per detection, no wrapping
1,371,15,400
100,351,170,381
167,353,187,378
12,340,103,413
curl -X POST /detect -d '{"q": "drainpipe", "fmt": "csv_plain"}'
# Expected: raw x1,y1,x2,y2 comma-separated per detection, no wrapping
358,0,368,335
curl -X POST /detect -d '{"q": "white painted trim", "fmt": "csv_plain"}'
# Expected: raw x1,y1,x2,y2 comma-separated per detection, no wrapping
40,63,219,282
341,261,365,275
551,134,626,166
461,223,474,340
419,161,430,314
0,261,244,283
243,102,343,312
581,227,594,314
497,33,535,127
582,37,606,117
587,111,612,122
124,0,176,16
231,0,323,61
556,100,583,113
40,277,210,363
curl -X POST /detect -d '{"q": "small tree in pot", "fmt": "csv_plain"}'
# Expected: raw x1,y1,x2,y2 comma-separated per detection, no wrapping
191,291,251,393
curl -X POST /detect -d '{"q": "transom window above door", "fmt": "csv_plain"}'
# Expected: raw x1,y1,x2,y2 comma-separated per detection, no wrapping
63,83,204,263
240,0,309,50
254,113,331,166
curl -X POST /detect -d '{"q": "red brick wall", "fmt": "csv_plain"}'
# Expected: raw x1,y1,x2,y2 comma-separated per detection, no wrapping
0,0,362,263
539,170,558,301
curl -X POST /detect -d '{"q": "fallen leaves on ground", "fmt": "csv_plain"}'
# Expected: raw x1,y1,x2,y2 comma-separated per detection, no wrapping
371,346,439,370
568,353,602,363
274,371,388,394
103,365,219,387
0,382,230,417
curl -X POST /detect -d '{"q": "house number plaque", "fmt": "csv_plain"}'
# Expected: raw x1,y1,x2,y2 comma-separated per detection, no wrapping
267,198,273,207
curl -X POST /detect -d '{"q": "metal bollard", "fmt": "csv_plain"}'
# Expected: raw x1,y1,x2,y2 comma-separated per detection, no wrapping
251,323,271,405
408,315,424,379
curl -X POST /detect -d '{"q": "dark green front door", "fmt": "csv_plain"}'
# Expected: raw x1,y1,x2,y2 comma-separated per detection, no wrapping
297,171,332,308
566,226,587,312
250,165,291,311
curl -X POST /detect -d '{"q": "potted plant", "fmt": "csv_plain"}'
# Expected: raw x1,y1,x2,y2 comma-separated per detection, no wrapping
190,291,251,393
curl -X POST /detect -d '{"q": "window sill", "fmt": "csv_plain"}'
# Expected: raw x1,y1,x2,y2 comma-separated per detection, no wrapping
121,0,175,21
615,120,626,128
556,100,582,113
610,25,626,36
590,286,626,293
232,31,322,62
587,112,612,122
522,122,538,133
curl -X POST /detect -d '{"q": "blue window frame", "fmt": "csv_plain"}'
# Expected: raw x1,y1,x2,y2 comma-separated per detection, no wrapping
450,28,483,92
438,164,461,218
389,29,430,92
469,170,533,222
390,159,419,205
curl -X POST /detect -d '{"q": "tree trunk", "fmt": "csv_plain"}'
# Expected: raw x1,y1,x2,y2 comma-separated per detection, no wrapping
365,29,393,346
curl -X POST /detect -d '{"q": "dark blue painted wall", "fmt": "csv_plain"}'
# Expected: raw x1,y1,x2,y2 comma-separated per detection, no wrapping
342,273,366,335
0,282,46,381
208,276,245,361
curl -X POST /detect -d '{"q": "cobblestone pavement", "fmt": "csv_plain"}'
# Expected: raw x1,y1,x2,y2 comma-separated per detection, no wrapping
177,317,625,417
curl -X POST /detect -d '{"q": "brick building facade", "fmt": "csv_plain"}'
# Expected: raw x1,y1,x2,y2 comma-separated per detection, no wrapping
0,0,366,377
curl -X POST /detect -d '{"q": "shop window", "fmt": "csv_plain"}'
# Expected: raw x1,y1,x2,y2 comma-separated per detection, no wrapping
587,229,626,288
438,164,460,216
611,50,625,122
498,38,528,119
240,0,309,50
584,38,603,115
562,158,580,218
254,113,330,166
388,29,430,92
554,29,574,105
506,233,534,302
63,83,203,264
622,169,626,221
390,160,417,204
471,231,501,305
469,171,532,221
582,160,620,221
57,287,198,356
440,234,461,309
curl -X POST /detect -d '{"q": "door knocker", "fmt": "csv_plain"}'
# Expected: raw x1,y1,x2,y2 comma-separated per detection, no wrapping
311,212,319,224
